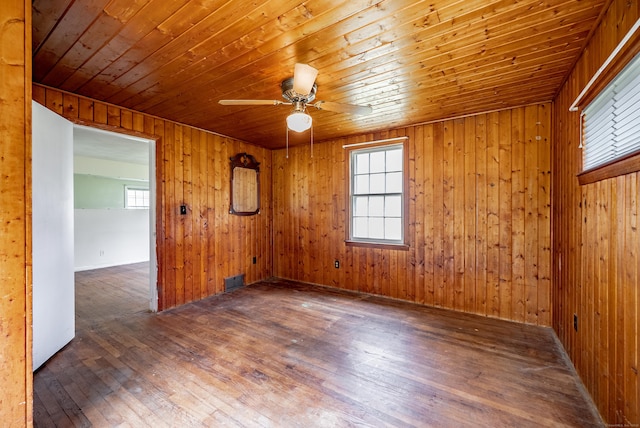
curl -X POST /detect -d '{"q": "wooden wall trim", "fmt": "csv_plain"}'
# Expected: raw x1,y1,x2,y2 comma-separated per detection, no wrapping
33,83,273,312
272,104,552,326
0,1,33,425
553,0,640,424
578,150,640,185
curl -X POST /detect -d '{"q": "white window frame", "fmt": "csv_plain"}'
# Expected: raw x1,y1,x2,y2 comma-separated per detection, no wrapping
125,186,150,209
346,139,408,249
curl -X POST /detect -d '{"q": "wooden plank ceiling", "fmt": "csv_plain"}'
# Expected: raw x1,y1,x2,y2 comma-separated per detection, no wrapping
33,0,607,149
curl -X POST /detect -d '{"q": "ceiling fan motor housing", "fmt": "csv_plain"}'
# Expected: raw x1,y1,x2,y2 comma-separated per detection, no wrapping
281,77,317,103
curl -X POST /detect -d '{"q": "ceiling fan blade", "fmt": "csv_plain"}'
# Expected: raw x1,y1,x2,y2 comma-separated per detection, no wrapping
293,63,318,96
218,99,286,106
313,100,373,115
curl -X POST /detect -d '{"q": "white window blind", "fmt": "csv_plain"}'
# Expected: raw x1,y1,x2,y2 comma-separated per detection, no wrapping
583,51,640,171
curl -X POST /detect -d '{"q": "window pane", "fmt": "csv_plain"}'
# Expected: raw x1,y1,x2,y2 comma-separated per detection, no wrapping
369,196,384,217
386,149,403,171
369,217,384,239
386,172,402,193
355,175,369,194
385,218,402,240
354,196,368,216
353,217,368,238
355,153,369,174
369,173,385,193
370,151,385,173
126,188,149,209
385,195,402,217
349,143,405,244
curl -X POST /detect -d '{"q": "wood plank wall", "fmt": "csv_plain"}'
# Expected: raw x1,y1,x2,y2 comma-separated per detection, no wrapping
33,84,273,312
553,0,639,424
272,103,551,326
0,1,33,425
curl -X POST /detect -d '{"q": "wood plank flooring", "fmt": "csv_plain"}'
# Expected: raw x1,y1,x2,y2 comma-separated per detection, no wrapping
33,264,603,427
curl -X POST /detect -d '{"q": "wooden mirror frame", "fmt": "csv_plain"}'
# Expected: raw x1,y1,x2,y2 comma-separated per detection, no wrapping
229,153,260,216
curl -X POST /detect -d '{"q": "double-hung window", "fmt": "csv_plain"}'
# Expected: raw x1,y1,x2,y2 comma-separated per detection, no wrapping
347,140,408,248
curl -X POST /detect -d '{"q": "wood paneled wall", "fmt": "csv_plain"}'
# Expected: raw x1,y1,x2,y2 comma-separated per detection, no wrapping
33,84,273,311
0,1,33,425
553,0,639,424
273,104,551,326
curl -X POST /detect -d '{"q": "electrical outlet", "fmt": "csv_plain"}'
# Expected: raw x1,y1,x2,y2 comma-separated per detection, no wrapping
180,205,187,215
573,314,578,332
252,256,257,264
334,260,340,269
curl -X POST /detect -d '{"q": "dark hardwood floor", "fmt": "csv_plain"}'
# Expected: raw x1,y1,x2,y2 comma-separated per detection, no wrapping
73,262,151,331
33,264,603,427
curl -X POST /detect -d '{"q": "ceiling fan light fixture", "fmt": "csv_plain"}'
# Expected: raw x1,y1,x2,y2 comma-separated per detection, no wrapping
293,63,318,96
286,111,312,132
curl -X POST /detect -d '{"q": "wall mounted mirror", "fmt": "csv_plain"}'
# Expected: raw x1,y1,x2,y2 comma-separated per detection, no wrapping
230,153,260,216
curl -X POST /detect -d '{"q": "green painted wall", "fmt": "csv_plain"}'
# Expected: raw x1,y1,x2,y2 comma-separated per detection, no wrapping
74,174,148,209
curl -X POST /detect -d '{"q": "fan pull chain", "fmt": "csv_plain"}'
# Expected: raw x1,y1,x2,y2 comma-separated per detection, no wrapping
310,125,313,158
286,126,289,159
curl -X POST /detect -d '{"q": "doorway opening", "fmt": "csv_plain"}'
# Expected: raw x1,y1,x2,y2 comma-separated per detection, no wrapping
73,125,157,312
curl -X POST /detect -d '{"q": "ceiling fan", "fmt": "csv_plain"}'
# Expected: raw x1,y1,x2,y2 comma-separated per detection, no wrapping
218,63,373,134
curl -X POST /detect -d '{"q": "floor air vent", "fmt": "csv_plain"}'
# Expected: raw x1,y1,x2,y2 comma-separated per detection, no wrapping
224,274,245,292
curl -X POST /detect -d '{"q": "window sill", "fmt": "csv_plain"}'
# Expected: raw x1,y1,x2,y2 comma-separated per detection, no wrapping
578,150,640,185
345,240,409,251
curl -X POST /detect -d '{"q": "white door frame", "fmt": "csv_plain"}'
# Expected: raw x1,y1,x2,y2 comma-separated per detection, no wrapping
148,138,158,312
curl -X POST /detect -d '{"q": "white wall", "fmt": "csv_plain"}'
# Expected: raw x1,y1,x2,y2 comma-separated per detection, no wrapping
32,101,75,370
73,154,150,271
74,209,150,271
